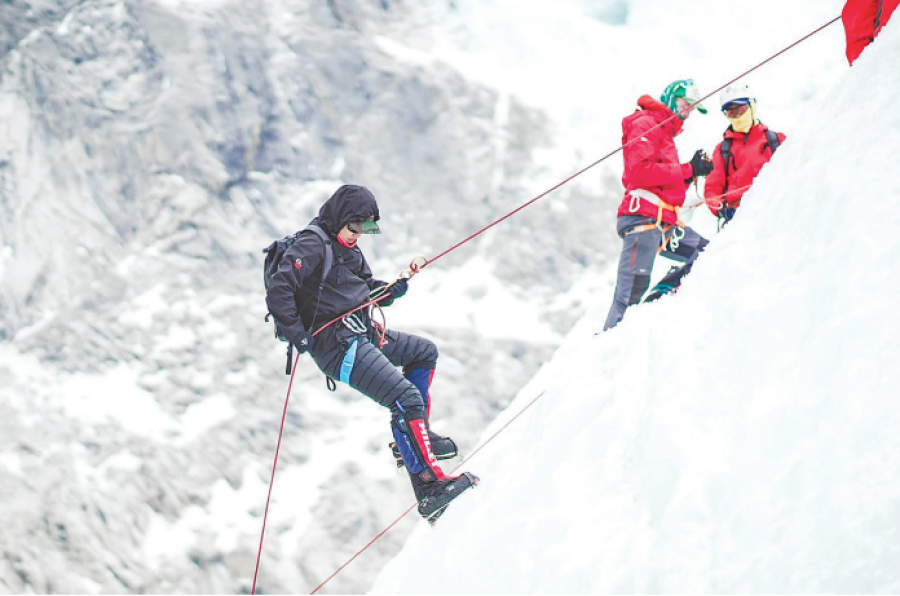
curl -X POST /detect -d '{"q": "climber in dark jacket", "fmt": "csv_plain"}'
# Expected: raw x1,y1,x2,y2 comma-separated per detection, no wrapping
266,184,478,522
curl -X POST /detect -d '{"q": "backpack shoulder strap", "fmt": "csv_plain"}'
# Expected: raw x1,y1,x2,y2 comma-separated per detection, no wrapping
302,224,334,292
719,138,734,194
720,138,734,174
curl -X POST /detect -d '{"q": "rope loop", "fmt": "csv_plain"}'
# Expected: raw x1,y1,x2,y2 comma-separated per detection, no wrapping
370,302,389,349
401,255,428,279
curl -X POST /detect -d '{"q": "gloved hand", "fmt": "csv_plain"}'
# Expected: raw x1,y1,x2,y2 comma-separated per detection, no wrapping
375,278,408,307
389,278,409,301
292,329,314,354
717,205,736,224
689,149,714,179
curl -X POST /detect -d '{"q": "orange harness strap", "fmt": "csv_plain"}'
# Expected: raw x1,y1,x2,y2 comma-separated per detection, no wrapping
623,197,685,254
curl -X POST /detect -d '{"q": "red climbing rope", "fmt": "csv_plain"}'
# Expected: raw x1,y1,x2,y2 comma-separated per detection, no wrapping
253,15,841,595
685,183,754,212
251,350,302,595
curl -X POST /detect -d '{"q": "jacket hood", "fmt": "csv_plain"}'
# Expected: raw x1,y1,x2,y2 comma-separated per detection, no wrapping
634,94,684,136
315,184,380,236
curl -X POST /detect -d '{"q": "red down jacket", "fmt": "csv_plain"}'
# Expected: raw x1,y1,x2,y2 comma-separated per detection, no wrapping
842,0,899,64
616,95,694,226
704,123,787,215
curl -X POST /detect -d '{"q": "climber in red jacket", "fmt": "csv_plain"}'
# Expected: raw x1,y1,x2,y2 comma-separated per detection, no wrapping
603,79,713,331
704,84,786,226
842,0,899,64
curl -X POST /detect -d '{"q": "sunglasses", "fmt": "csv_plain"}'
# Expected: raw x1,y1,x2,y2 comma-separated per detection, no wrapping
723,104,750,119
346,218,380,235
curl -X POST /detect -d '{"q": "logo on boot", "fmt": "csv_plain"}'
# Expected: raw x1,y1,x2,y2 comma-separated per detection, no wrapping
414,420,438,466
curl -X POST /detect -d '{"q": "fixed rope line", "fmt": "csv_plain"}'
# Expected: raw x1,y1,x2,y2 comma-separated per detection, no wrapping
309,503,418,596
422,15,840,270
253,15,842,595
685,184,754,212
251,290,396,595
309,390,547,595
251,353,302,595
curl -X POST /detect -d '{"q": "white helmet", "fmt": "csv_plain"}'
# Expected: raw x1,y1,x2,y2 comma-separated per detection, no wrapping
719,84,755,110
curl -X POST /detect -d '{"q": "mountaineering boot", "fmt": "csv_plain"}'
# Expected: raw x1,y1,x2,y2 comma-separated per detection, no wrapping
643,257,702,304
409,469,480,526
391,409,449,481
643,282,677,303
390,430,458,468
392,409,479,524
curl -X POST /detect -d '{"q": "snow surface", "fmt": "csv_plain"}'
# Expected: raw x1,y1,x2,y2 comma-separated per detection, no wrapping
371,13,900,596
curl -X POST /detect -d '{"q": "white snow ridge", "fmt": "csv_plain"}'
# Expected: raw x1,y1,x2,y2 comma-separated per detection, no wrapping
371,18,900,596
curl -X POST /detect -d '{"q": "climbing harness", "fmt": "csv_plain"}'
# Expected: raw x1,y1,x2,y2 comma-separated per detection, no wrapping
624,189,686,253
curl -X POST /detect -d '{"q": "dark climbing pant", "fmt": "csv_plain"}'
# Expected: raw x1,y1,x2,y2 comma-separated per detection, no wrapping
311,323,442,476
311,325,438,415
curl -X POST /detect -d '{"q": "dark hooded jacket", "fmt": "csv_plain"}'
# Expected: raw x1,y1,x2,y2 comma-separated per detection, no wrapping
266,185,382,347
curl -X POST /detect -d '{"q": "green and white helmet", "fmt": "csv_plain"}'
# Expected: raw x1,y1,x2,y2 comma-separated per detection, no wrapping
660,79,708,119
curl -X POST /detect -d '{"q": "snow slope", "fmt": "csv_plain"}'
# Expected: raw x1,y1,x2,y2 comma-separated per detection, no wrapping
371,16,900,595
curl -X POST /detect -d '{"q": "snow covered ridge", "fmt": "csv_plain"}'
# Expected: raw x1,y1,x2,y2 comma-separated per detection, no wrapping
372,18,900,596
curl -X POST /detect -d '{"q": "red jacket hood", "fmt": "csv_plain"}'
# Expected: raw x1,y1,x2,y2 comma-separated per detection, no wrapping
634,94,684,136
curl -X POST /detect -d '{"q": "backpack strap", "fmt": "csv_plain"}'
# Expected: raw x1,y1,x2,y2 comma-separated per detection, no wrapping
719,138,734,199
302,224,346,387
302,223,335,294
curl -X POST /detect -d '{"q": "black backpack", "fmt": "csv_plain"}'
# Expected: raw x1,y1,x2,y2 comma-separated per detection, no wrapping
719,128,781,200
263,223,334,374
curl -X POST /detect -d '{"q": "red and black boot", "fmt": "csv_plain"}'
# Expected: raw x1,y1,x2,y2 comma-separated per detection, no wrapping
392,410,479,524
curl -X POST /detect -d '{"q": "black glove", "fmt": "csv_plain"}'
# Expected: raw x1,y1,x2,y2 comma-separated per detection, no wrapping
717,204,736,226
389,278,408,301
292,329,314,354
376,278,408,307
689,149,714,179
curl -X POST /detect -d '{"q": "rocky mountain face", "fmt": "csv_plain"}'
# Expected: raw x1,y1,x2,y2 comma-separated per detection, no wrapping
0,0,618,593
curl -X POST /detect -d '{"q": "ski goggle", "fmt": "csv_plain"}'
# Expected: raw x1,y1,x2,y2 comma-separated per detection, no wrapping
347,218,380,235
723,103,750,119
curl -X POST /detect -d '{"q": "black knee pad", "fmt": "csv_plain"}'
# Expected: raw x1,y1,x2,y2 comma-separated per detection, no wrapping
628,273,651,305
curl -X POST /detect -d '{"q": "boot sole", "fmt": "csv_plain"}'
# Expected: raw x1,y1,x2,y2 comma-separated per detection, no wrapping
422,472,479,526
